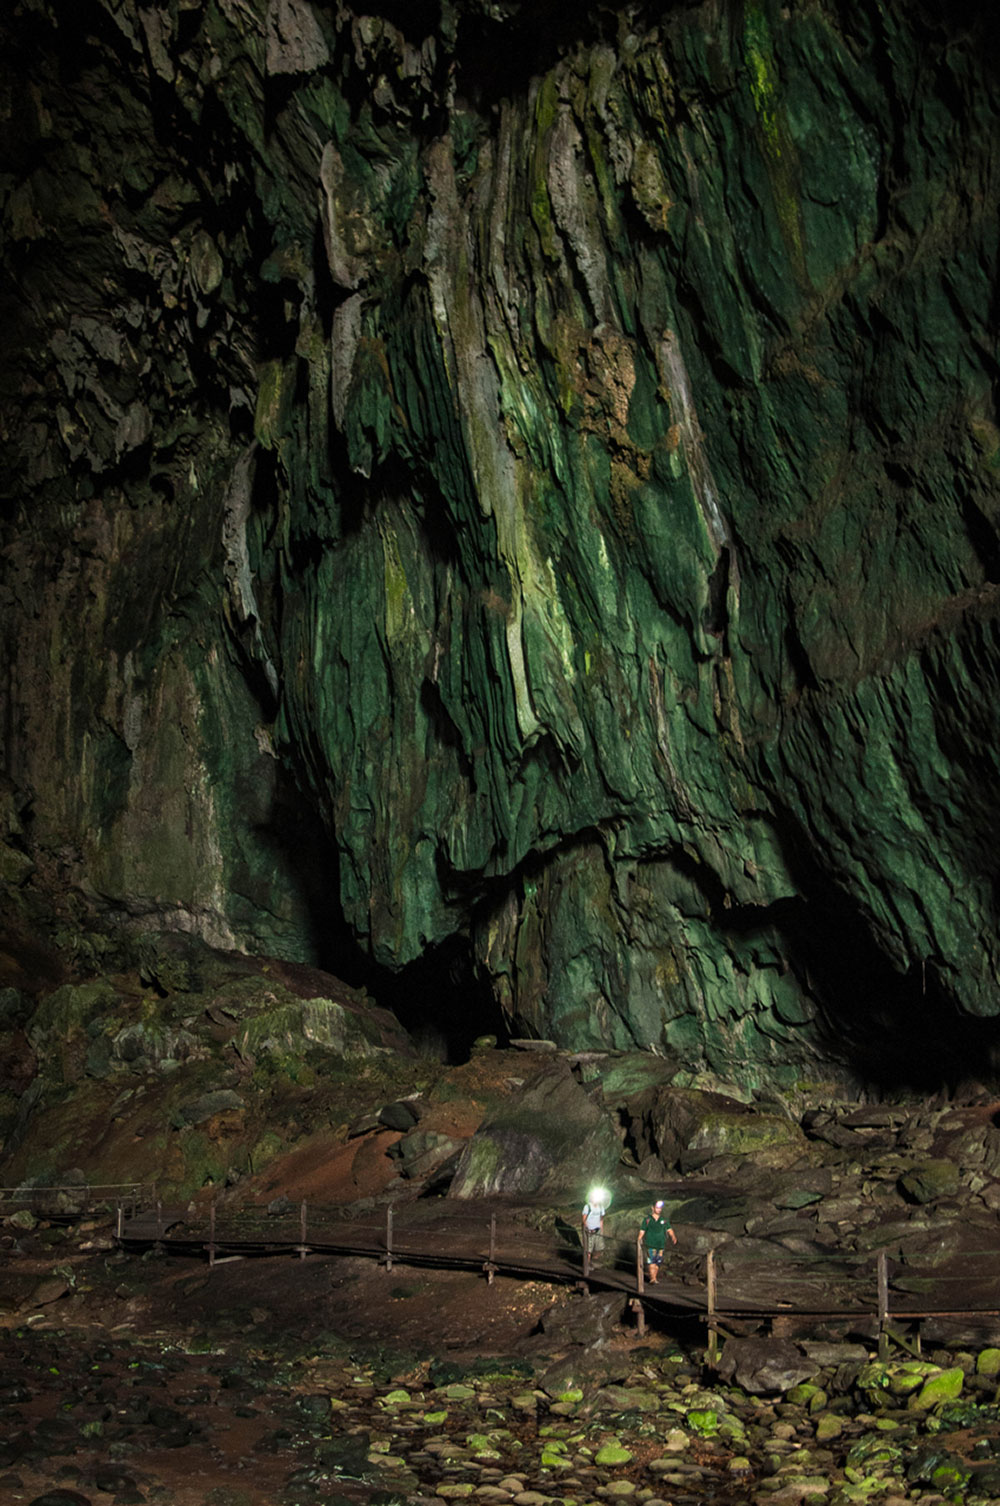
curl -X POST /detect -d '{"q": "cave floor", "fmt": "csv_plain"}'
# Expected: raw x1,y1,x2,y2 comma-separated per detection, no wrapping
0,1238,652,1506
5,1199,1000,1506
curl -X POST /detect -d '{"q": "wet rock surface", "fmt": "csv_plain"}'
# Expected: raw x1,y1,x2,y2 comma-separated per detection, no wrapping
6,1080,1000,1505
7,972,1000,1505
5,1236,1000,1506
5,0,1000,1088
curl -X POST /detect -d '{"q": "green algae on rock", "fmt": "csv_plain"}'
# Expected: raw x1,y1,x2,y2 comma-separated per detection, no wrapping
4,0,1000,1091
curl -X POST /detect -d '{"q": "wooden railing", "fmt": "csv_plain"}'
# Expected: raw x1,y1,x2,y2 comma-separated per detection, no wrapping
7,1184,998,1360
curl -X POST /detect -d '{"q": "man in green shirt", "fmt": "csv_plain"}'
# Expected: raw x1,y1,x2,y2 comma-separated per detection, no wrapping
637,1198,677,1284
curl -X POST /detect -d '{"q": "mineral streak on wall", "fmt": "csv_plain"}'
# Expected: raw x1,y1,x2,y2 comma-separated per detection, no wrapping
3,0,1000,1087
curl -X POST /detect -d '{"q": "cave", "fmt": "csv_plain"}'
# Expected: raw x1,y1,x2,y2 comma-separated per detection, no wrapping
4,0,1000,1157
8,9,1000,1504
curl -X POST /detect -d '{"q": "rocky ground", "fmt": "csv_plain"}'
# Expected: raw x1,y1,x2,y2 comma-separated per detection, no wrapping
10,956,1000,1504
5,1157,1000,1506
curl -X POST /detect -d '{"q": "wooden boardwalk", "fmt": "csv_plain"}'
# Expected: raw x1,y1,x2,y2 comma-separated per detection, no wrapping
10,1183,1000,1351
114,1198,1000,1353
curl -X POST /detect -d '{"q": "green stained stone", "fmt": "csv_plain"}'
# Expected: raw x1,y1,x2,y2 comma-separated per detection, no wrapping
686,1409,718,1436
931,1461,970,1489
595,1441,633,1465
908,1367,965,1411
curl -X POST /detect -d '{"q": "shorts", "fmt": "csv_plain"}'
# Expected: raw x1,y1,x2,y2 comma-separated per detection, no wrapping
646,1249,664,1267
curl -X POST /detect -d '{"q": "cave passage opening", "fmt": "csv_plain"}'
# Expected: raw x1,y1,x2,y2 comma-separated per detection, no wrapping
256,815,508,1066
756,812,1000,1096
364,934,511,1066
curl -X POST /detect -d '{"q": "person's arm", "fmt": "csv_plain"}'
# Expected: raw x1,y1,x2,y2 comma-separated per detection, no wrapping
668,1224,677,1245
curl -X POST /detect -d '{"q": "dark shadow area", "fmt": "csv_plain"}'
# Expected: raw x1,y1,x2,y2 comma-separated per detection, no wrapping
786,881,1000,1094
451,1,614,109
361,934,510,1064
246,762,339,961
744,807,1000,1094
663,812,1000,1092
958,490,1000,586
247,763,507,1063
702,546,731,646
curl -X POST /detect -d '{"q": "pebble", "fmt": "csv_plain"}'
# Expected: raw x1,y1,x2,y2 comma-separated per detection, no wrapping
16,1276,1000,1506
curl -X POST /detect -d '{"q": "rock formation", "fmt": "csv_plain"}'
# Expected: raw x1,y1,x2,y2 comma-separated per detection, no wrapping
4,0,1000,1088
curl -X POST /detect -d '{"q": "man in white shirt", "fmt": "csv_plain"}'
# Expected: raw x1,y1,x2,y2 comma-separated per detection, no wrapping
581,1193,607,1261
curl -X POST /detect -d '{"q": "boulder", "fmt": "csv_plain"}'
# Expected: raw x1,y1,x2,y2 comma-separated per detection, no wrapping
899,1159,960,1203
680,1110,806,1173
623,1085,806,1175
24,1275,71,1309
716,1337,819,1394
378,1099,423,1131
389,1129,464,1184
235,989,396,1064
171,1090,244,1129
537,1338,629,1395
534,1293,629,1353
447,1060,620,1198
908,1366,965,1410
576,1051,678,1100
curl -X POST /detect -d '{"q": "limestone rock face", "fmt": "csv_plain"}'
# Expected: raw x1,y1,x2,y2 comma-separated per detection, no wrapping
3,0,1000,1085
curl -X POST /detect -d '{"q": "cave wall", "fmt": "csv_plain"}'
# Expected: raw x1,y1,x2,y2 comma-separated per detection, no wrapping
3,0,1000,1087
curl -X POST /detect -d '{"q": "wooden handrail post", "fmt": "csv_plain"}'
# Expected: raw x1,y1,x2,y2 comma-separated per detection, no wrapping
116,1203,124,1242
298,1199,308,1260
385,1206,393,1272
877,1250,889,1360
582,1224,590,1283
706,1249,718,1366
208,1200,216,1268
633,1240,646,1336
482,1211,498,1284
